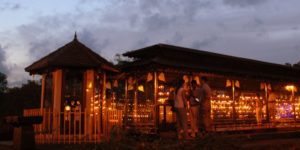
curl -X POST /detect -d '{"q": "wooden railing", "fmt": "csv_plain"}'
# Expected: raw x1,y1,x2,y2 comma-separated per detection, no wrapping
24,108,123,144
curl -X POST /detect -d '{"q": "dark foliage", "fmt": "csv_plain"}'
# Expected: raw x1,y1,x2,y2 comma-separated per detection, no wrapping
0,72,7,94
0,80,40,141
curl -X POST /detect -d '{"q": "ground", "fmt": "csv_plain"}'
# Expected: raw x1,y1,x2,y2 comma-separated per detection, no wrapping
1,130,300,150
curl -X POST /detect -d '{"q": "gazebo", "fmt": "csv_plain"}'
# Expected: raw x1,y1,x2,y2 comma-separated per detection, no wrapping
24,34,119,143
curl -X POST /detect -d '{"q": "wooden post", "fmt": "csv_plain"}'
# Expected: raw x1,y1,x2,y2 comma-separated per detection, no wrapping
265,84,270,123
232,80,236,123
292,88,296,121
40,74,46,137
154,72,159,131
102,71,106,138
124,78,128,127
40,74,46,113
134,82,138,123
85,70,95,140
52,69,62,142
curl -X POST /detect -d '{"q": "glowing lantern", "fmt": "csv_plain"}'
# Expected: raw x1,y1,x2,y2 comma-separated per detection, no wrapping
285,85,297,92
128,85,134,91
65,105,71,111
138,85,144,92
106,81,112,89
235,80,240,88
113,80,118,87
158,72,166,82
226,79,231,87
147,73,153,82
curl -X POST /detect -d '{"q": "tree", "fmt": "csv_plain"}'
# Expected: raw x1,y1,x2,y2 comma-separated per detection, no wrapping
0,80,41,116
0,72,7,94
0,72,7,116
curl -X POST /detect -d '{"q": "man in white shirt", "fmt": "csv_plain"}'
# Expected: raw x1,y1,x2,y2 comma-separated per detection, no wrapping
189,80,201,138
174,79,189,140
199,76,212,134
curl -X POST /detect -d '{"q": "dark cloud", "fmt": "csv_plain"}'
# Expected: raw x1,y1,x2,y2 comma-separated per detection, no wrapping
191,36,219,49
135,37,150,48
2,0,300,87
292,26,299,31
0,2,21,11
171,32,184,43
223,0,268,7
143,13,177,31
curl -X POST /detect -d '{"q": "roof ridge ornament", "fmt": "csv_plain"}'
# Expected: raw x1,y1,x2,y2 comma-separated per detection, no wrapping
74,32,77,41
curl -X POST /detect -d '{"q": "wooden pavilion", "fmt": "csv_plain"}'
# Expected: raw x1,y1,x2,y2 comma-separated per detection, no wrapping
118,43,300,132
24,34,120,143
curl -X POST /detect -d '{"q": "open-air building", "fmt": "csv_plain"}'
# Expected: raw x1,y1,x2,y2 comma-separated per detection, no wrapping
24,35,120,143
24,38,300,144
118,44,300,132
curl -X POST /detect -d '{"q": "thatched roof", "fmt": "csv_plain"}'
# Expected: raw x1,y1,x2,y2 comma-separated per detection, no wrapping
25,35,119,74
122,43,300,82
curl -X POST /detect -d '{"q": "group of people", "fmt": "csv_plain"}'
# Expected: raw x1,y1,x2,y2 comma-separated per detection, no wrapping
173,76,212,140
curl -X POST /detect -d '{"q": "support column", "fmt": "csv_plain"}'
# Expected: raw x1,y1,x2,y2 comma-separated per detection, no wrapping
232,80,236,123
85,70,95,139
102,72,106,107
264,84,270,123
101,71,106,137
40,74,46,113
134,90,138,123
124,78,128,127
52,69,62,140
292,89,296,121
154,72,159,131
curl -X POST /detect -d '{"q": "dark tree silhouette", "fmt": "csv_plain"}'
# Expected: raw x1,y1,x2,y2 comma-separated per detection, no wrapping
0,72,7,94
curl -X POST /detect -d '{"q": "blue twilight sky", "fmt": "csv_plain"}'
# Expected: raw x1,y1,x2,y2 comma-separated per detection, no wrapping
1,0,300,86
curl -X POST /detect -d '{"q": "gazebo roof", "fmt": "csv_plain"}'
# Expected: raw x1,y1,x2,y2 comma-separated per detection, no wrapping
122,43,300,82
25,34,119,74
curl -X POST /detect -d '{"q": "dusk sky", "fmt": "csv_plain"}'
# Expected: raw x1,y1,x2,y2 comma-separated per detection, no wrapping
1,0,300,87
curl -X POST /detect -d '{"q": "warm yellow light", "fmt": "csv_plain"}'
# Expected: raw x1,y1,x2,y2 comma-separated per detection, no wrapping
147,73,153,82
158,72,166,82
138,85,144,92
285,85,297,92
88,82,92,88
65,105,71,111
226,79,231,87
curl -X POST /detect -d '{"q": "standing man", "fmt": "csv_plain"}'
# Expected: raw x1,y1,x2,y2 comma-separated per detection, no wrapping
199,76,212,135
189,80,201,138
174,79,189,140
